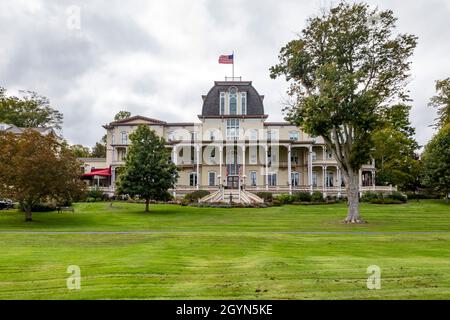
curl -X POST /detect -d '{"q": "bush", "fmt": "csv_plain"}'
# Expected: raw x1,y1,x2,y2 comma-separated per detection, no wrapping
361,191,382,202
86,187,104,201
276,193,295,204
311,191,324,202
184,190,210,202
294,192,312,202
370,198,403,204
389,192,407,203
272,199,282,206
256,192,273,203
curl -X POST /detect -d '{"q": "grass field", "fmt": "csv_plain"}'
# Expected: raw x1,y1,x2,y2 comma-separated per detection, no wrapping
0,200,449,299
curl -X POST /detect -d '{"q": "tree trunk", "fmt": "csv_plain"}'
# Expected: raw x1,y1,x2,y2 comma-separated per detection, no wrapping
145,199,150,212
344,169,363,223
25,208,33,222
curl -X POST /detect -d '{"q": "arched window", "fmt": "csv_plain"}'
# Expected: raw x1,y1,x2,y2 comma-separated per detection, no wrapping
220,92,225,115
241,92,247,115
229,87,237,115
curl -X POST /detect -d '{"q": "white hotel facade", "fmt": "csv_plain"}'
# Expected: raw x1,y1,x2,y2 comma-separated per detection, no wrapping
81,79,392,199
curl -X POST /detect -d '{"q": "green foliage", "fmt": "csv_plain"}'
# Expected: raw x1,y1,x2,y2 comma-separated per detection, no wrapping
86,187,104,201
311,191,324,202
361,192,382,202
276,193,295,204
91,141,106,158
115,125,178,211
421,124,450,198
70,144,91,158
19,202,57,212
270,2,417,219
369,198,403,205
256,192,273,203
184,190,210,203
114,111,131,121
294,192,312,202
272,199,282,206
429,77,450,129
0,87,63,130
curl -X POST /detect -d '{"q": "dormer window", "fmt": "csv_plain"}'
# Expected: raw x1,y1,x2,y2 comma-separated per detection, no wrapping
289,131,299,141
220,92,225,115
229,87,237,115
241,92,247,115
168,131,175,141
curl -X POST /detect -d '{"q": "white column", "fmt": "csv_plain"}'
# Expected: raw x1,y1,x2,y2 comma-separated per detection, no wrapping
242,144,246,188
172,145,177,165
196,145,200,190
372,170,376,191
323,165,327,193
265,145,269,190
359,168,362,197
288,144,292,195
323,146,326,160
308,145,313,193
111,167,116,191
337,167,341,198
219,145,223,188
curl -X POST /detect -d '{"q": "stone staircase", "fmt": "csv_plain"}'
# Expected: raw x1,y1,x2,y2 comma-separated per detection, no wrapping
199,189,264,205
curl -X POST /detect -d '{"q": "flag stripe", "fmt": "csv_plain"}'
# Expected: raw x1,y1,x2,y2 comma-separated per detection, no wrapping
219,54,234,64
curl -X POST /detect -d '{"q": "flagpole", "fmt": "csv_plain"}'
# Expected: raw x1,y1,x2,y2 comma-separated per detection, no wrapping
232,50,235,79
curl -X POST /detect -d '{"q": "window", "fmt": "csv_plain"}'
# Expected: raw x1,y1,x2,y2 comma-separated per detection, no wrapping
312,151,317,161
121,131,127,144
241,92,247,115
229,88,237,115
250,129,258,141
226,119,239,140
291,150,299,164
249,146,257,164
312,171,318,187
268,173,277,186
189,172,197,187
168,131,175,141
190,131,197,141
208,172,216,186
291,172,300,186
220,92,225,115
326,149,333,159
326,171,334,187
289,131,299,141
250,171,257,186
111,134,115,145
209,130,215,141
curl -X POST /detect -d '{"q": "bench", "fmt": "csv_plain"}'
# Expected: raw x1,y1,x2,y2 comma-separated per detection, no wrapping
57,206,75,213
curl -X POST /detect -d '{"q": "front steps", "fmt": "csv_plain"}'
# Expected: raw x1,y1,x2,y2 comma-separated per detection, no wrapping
199,189,264,205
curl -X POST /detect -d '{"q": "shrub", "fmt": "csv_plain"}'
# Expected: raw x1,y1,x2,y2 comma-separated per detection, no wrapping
256,192,273,202
184,190,210,202
272,199,282,206
276,193,295,204
361,191,382,202
389,192,407,203
311,191,324,202
86,187,104,201
370,198,403,204
294,192,312,202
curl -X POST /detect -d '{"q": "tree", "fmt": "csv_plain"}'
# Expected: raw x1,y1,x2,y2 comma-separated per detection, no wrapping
429,77,450,130
69,144,91,158
270,2,417,222
422,124,450,202
114,111,131,121
91,135,107,158
0,130,86,221
372,104,421,190
0,87,63,130
116,125,178,212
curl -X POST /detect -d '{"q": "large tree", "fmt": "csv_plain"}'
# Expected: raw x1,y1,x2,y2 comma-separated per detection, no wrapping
116,124,178,212
114,111,131,121
91,135,107,158
0,87,63,130
69,144,91,158
372,104,421,191
421,124,450,203
0,130,85,221
429,77,450,129
270,2,417,222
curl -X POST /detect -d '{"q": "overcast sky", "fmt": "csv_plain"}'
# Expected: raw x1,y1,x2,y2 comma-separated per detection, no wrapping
1,0,449,147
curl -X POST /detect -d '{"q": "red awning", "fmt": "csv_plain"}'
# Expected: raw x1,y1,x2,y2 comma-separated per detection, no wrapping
82,167,111,177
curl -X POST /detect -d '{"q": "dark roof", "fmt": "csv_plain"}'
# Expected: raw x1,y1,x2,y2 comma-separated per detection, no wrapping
201,81,265,116
109,115,167,125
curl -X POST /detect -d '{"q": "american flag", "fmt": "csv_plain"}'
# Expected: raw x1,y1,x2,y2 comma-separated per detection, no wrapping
218,54,234,64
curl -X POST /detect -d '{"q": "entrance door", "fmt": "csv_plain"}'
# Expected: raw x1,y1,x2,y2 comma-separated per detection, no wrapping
227,176,239,189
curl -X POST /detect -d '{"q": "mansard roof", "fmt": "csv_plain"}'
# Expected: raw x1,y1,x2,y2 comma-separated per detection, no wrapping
201,81,265,117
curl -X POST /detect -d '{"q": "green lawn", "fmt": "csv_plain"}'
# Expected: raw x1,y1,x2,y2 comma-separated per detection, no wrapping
0,200,449,299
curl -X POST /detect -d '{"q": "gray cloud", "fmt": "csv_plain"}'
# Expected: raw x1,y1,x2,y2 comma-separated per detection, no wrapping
1,0,449,148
